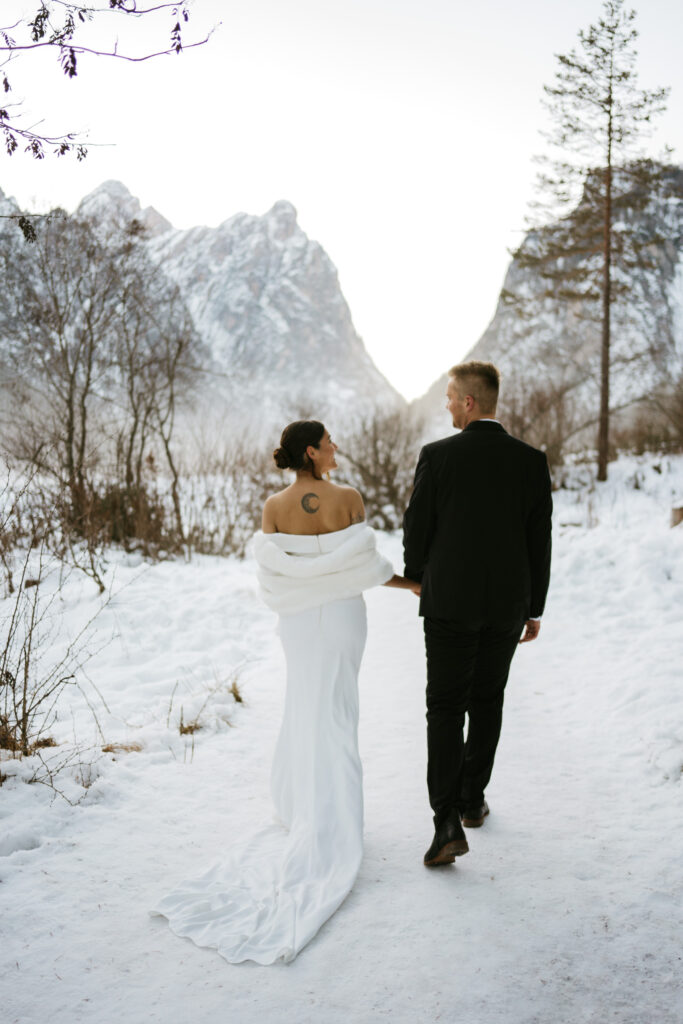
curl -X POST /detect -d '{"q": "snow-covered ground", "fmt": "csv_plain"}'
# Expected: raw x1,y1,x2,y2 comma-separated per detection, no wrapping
2,454,683,1023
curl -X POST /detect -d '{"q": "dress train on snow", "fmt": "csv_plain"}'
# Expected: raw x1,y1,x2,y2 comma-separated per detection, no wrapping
151,524,392,964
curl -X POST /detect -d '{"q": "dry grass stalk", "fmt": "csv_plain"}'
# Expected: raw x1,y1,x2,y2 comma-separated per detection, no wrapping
178,706,202,735
168,667,245,738
101,741,143,754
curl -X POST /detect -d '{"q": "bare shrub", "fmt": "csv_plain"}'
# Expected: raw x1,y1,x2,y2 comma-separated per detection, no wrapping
610,403,677,455
337,410,425,529
652,375,683,452
498,376,584,469
23,744,104,805
0,469,31,596
0,542,108,770
181,435,282,557
87,481,166,547
0,469,111,594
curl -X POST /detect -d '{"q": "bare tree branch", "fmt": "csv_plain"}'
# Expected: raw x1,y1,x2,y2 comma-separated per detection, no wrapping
0,1,216,159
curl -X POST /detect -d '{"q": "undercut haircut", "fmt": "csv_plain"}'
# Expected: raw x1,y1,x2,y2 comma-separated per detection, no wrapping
448,361,500,415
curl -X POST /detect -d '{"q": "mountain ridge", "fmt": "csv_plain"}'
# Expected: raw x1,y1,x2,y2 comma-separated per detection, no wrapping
76,182,404,434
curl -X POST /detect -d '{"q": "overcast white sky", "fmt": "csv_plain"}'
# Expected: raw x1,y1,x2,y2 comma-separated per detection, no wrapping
2,0,682,399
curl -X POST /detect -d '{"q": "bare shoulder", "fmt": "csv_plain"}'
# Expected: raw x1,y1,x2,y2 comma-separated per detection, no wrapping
263,491,282,511
335,484,365,523
261,489,289,532
331,483,361,497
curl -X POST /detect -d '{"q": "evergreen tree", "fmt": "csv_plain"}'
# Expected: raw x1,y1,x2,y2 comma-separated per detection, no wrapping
507,0,670,480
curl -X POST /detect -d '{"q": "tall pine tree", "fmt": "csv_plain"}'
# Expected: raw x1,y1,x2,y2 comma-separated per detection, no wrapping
508,0,669,480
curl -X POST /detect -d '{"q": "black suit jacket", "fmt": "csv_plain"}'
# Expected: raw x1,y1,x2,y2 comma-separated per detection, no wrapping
403,421,552,628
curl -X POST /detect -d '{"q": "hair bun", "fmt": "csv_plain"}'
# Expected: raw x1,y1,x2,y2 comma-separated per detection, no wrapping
274,421,325,473
273,446,291,470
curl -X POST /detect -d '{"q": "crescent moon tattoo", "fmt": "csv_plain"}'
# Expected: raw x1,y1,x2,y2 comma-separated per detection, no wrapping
301,492,320,514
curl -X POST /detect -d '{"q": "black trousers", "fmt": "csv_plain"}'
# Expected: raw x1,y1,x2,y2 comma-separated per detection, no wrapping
423,618,522,826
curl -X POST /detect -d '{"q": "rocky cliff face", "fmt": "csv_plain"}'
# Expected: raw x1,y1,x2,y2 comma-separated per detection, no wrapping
415,168,683,449
76,182,404,435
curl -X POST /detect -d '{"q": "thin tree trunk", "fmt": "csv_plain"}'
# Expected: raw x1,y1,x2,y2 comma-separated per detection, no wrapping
135,407,152,491
597,126,613,482
161,430,184,544
157,345,186,545
76,331,96,519
65,371,81,519
125,407,139,491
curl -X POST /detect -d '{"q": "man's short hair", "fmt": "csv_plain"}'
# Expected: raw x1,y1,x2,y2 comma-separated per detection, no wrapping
448,361,500,415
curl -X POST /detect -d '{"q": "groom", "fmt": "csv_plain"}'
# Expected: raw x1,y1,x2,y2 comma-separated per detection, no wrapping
403,360,552,866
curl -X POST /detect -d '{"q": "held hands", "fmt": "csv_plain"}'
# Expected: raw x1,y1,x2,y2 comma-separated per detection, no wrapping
383,574,421,595
519,619,541,644
399,575,421,596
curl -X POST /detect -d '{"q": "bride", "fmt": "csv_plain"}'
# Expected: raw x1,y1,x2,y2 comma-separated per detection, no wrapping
152,420,417,964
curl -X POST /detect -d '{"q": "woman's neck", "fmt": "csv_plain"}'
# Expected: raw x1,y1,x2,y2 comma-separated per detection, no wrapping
295,469,321,483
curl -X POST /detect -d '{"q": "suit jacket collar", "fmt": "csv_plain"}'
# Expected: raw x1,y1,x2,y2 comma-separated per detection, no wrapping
462,420,507,434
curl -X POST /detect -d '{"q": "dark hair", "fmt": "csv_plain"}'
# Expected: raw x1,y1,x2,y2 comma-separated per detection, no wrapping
273,420,325,473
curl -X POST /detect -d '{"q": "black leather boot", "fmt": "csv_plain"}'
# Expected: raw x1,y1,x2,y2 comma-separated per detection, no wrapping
423,810,469,866
461,801,490,828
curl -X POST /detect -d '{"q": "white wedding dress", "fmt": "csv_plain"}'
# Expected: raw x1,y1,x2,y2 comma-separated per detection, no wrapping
151,523,393,964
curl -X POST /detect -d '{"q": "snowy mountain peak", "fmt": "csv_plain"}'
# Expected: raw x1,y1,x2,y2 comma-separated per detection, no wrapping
77,180,173,237
68,182,403,430
147,198,403,428
265,200,298,241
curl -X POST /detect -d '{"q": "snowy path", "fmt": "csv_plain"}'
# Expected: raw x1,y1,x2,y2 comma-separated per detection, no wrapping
3,458,683,1023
